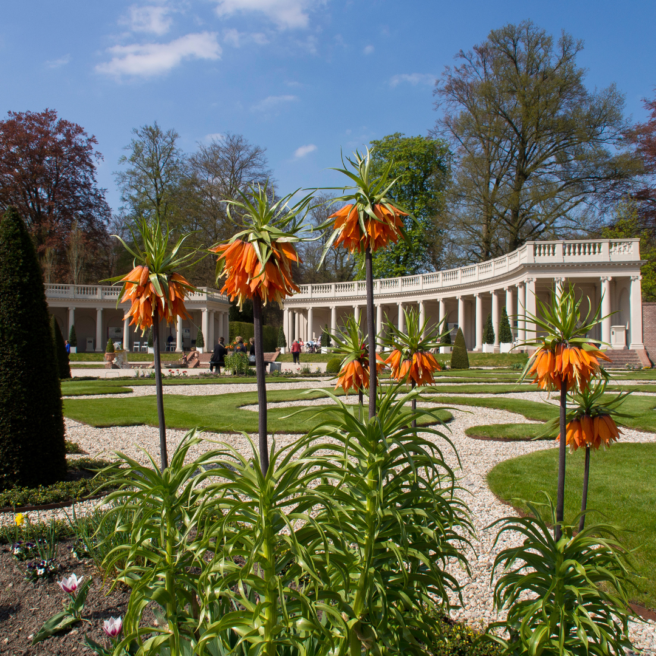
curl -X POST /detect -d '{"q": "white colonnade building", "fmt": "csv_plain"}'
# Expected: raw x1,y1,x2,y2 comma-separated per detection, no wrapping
46,285,231,352
282,239,648,359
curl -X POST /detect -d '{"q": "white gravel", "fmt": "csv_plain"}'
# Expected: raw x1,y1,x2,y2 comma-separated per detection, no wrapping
8,380,656,651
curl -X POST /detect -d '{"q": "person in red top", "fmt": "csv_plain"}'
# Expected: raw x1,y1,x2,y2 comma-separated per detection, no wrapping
291,339,301,365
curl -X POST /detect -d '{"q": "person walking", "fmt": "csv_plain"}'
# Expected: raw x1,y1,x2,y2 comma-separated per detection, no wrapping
291,339,301,365
210,337,227,374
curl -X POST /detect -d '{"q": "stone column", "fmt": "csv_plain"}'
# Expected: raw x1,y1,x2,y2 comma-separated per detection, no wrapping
517,283,525,344
68,307,75,339
176,315,183,351
224,312,230,341
504,287,514,341
283,307,290,346
419,300,425,332
601,276,612,346
554,277,564,301
376,303,383,351
209,310,215,348
457,296,464,334
294,311,299,341
397,303,404,332
354,305,360,324
438,298,446,330
307,307,314,341
525,278,537,342
123,314,130,352
95,307,103,352
630,275,644,349
330,306,337,335
492,291,500,350
474,294,483,351
202,309,209,351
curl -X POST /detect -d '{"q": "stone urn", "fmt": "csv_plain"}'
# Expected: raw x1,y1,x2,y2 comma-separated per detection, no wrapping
104,352,116,363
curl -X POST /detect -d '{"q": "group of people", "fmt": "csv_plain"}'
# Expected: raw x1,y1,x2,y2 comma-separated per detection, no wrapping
209,335,255,373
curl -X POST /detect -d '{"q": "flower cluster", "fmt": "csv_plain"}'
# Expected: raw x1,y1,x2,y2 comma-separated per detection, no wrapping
385,349,441,386
213,239,300,308
11,540,36,561
330,203,406,254
562,414,622,452
25,559,58,581
119,266,193,332
528,344,610,391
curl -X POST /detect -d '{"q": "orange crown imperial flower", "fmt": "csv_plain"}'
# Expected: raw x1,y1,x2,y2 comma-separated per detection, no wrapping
335,351,386,394
385,348,441,386
330,203,407,254
529,343,610,392
119,266,192,332
212,239,300,308
557,414,621,452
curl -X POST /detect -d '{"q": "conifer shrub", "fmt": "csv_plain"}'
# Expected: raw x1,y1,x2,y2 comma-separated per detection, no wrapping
0,207,66,490
326,357,342,374
277,325,287,349
50,316,71,378
499,308,513,343
196,329,205,348
441,329,452,345
450,328,470,369
68,324,77,347
321,324,331,348
105,338,115,353
484,314,495,345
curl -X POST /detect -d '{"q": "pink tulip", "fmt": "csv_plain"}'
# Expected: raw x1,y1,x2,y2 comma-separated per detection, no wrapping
58,573,83,594
103,616,123,638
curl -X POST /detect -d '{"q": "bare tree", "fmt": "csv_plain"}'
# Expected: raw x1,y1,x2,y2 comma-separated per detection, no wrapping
434,21,639,262
66,221,86,284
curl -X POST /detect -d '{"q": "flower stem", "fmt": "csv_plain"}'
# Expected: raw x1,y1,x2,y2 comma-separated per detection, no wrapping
579,446,591,533
152,305,168,470
365,247,376,419
411,379,417,429
253,294,269,474
555,382,567,540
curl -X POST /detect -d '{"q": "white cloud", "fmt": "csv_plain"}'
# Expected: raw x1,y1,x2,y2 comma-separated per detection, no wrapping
204,132,225,142
123,5,173,35
363,44,374,55
251,94,298,112
46,55,71,68
223,28,269,47
294,144,316,158
96,32,221,78
389,73,436,88
213,0,320,29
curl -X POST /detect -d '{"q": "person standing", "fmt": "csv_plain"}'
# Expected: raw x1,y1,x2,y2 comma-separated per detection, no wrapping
64,339,71,355
249,337,256,366
291,339,301,365
210,337,227,374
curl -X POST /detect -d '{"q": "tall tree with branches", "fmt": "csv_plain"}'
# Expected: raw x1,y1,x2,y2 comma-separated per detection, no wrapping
434,21,639,262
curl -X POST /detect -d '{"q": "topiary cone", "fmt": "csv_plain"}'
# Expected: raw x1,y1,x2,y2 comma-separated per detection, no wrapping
450,328,470,369
51,315,71,379
0,207,66,489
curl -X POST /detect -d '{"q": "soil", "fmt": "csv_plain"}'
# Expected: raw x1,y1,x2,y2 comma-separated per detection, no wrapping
0,540,149,655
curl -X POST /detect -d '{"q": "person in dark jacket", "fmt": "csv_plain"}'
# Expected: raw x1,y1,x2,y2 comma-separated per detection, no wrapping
235,336,248,354
210,337,227,373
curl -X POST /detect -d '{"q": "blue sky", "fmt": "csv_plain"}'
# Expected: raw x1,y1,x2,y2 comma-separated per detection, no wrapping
2,0,655,213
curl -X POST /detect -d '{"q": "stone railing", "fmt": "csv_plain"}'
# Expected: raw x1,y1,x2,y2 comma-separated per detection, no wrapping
293,239,641,300
45,284,229,304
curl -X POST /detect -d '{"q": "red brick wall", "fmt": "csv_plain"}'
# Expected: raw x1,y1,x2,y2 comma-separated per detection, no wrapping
644,302,656,364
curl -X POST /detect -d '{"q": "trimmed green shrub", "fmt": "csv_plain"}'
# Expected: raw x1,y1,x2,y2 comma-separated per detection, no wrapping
105,338,115,353
196,328,205,348
69,324,77,347
262,325,277,352
51,316,71,379
484,313,495,345
230,321,255,344
277,325,287,348
321,324,331,348
441,329,452,345
499,307,513,343
0,207,66,490
451,328,470,369
326,357,342,374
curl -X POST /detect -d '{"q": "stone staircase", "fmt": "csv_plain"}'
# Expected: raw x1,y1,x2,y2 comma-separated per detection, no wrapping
603,349,647,369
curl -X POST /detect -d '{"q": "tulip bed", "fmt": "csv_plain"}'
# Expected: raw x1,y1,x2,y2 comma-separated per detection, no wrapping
488,442,656,609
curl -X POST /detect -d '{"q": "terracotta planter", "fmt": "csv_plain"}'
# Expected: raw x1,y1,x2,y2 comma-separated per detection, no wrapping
104,352,116,362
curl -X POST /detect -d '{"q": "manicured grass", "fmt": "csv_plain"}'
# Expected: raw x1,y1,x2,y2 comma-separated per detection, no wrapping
61,382,134,396
465,423,551,441
487,443,656,609
63,389,452,434
277,353,333,362
426,396,559,422
422,384,539,395
439,352,528,367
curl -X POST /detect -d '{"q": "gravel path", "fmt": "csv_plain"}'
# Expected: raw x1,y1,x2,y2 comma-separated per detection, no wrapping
10,382,656,651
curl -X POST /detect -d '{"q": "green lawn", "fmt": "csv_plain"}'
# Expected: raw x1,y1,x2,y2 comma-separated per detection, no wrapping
465,423,551,440
63,389,452,434
488,444,656,609
69,352,182,362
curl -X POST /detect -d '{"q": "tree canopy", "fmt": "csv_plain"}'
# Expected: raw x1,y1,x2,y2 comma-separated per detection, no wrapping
434,21,639,263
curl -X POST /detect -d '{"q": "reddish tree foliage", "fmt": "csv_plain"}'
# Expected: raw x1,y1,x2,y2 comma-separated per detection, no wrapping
0,109,110,280
626,94,656,228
